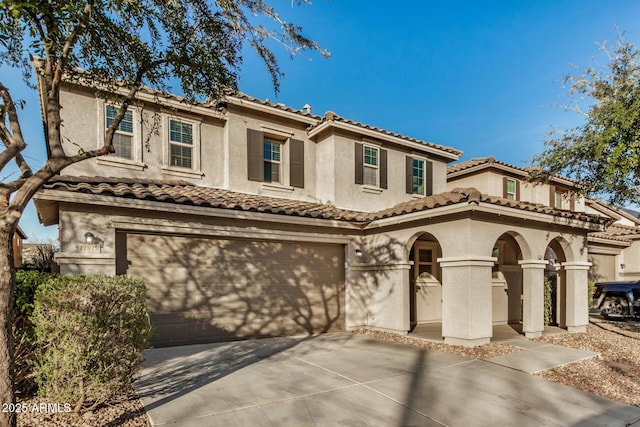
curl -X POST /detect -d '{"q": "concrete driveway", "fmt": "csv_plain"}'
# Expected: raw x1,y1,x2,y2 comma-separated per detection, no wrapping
134,333,640,427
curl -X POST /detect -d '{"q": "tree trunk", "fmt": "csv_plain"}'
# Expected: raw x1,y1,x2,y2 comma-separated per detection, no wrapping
0,228,16,427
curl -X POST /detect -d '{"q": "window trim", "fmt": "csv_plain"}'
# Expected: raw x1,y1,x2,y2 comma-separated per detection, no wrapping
554,191,564,209
96,101,145,170
412,157,426,196
506,178,517,200
263,139,282,184
362,144,380,187
162,115,203,179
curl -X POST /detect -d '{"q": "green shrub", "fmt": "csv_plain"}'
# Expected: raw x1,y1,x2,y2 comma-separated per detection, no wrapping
544,276,554,326
32,275,151,413
13,270,53,396
587,278,595,309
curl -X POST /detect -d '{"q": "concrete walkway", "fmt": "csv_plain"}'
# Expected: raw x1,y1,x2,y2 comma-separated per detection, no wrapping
135,333,640,427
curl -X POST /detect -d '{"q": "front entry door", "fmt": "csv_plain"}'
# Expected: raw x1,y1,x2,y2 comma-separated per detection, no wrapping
413,242,441,323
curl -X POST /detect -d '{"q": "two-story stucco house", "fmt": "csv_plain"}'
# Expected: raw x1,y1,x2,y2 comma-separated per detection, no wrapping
33,82,609,347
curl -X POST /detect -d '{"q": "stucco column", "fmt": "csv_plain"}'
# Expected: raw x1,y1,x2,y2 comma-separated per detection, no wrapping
438,256,496,347
562,261,592,333
519,259,548,338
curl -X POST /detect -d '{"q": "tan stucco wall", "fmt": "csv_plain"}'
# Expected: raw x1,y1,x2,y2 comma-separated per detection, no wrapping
59,85,226,187
59,85,456,213
447,170,586,212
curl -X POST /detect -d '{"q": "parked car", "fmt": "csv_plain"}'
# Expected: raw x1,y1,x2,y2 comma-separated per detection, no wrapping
592,280,640,319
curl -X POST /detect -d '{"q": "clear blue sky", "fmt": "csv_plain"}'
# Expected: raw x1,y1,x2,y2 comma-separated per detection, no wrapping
5,0,640,240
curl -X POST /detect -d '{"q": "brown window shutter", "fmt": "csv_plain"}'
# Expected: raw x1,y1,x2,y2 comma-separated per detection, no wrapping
516,180,520,201
289,139,304,188
355,142,363,184
406,156,413,194
247,129,264,182
503,177,508,199
425,160,433,196
549,184,556,207
380,149,388,189
570,194,576,211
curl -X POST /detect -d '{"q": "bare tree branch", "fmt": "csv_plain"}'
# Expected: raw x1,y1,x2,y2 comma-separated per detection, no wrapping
52,2,94,92
0,83,31,176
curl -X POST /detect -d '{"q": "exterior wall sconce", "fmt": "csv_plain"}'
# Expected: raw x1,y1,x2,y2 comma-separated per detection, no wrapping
621,263,626,270
355,249,363,257
77,232,102,253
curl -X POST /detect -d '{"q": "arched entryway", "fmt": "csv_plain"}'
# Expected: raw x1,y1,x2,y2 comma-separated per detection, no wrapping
545,238,570,328
491,233,524,326
408,232,442,331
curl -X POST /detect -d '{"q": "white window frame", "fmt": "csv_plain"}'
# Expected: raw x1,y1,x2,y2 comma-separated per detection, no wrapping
363,144,379,187
554,191,564,209
162,115,203,179
506,178,517,200
412,157,426,196
263,139,282,184
96,100,145,171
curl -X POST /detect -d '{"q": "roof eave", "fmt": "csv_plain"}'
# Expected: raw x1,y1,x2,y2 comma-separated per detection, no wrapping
308,120,461,161
365,201,607,231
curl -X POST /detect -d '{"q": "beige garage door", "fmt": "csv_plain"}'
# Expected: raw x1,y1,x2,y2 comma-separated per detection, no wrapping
588,253,616,283
122,233,345,347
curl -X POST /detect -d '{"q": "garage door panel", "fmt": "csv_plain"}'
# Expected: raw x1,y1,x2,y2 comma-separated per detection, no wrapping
589,254,616,282
125,233,345,346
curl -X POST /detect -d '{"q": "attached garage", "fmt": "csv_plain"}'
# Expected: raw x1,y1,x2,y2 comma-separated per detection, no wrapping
117,232,346,347
588,253,617,283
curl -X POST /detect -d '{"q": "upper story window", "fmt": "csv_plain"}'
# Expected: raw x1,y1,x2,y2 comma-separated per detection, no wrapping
263,140,281,183
105,105,134,159
412,158,425,195
506,178,516,200
363,145,379,186
247,128,305,189
355,142,387,190
554,191,564,209
169,119,193,169
406,156,432,196
502,177,519,200
97,101,144,171
161,115,202,179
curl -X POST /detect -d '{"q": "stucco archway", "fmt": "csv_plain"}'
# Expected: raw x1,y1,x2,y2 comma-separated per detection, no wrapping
407,232,443,332
491,232,527,326
546,237,571,328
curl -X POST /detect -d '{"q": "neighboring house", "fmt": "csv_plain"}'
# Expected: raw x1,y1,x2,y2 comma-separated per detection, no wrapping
13,226,26,268
446,156,640,285
33,83,608,347
1,197,27,267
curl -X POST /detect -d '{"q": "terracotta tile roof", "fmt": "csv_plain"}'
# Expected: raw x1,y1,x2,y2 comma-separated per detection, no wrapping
447,156,529,175
42,176,369,222
311,111,463,157
41,177,609,227
589,224,640,242
370,188,608,224
224,90,321,120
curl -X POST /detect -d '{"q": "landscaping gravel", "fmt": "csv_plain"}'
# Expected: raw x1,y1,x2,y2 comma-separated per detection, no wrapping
535,319,640,406
17,388,149,427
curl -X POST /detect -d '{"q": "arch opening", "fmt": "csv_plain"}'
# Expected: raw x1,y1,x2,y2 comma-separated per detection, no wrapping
491,232,525,327
408,232,443,332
